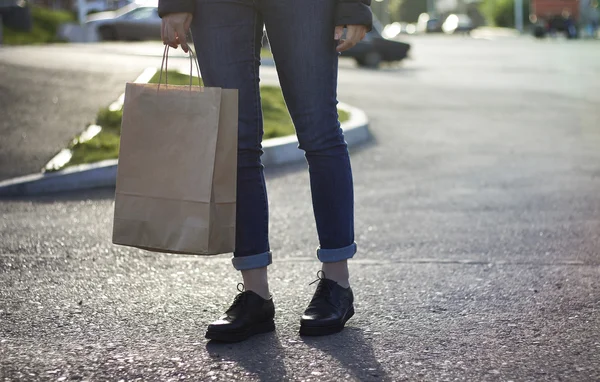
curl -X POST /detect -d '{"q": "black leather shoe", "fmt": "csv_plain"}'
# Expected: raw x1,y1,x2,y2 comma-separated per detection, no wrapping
300,271,354,336
205,284,275,343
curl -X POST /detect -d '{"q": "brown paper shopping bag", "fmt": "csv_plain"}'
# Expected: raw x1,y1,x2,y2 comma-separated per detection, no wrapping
112,48,238,255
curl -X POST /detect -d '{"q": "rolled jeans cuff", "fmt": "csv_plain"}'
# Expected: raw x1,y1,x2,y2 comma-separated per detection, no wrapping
317,242,357,263
231,251,272,271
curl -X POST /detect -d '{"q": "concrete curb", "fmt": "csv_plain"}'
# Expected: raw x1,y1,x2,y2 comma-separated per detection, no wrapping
0,75,370,198
0,160,119,197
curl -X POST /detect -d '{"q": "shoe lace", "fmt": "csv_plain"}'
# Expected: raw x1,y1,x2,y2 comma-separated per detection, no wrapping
309,270,327,286
227,283,247,312
309,270,337,307
308,271,325,285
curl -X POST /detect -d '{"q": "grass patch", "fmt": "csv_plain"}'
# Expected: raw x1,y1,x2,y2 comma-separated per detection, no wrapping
2,6,74,45
64,70,350,169
261,48,273,59
65,107,122,167
150,71,203,86
338,108,350,125
68,129,121,166
96,107,123,131
261,85,294,139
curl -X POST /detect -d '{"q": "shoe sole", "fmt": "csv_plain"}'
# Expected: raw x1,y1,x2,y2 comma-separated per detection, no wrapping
299,306,355,337
205,319,275,343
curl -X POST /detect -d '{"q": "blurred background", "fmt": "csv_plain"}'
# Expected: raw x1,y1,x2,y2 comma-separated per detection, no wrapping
1,0,599,48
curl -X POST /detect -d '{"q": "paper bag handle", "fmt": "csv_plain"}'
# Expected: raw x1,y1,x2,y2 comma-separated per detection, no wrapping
158,32,202,91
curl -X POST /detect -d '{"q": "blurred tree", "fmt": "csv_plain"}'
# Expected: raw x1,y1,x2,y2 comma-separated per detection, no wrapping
479,0,529,27
389,0,428,23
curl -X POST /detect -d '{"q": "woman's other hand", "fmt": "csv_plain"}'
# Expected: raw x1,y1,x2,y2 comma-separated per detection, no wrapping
162,12,193,53
335,25,367,53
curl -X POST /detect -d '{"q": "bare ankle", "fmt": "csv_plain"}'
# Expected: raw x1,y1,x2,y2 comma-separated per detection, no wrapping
241,267,271,299
321,261,350,288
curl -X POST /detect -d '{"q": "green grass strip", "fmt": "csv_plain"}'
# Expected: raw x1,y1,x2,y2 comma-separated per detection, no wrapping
2,6,75,45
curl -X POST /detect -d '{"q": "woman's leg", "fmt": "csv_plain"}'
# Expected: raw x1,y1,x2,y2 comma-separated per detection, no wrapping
262,0,356,283
262,0,356,336
191,0,271,298
191,0,276,343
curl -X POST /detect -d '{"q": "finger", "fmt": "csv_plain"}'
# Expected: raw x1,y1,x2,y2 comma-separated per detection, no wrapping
334,25,344,40
175,25,189,53
336,39,356,52
355,25,367,40
184,14,193,32
345,26,362,44
164,25,178,49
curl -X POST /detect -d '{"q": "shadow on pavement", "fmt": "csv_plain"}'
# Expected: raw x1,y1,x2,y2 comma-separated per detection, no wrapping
205,332,288,381
302,327,390,382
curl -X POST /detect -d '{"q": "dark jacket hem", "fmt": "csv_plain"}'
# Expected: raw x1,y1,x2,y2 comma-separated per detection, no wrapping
335,0,373,30
158,0,195,18
158,0,372,30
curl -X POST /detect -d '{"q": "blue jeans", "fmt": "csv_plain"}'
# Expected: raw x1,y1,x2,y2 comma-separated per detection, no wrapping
191,0,356,270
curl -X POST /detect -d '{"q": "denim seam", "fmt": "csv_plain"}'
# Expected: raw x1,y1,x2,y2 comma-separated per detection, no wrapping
253,10,270,255
252,10,262,151
333,37,340,128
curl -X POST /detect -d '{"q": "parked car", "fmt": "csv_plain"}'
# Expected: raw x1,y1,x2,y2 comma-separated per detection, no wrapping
340,23,410,68
441,14,474,34
86,1,160,41
417,13,443,33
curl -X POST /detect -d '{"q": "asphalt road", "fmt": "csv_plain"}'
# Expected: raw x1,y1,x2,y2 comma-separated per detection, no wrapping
0,49,142,181
1,36,600,381
0,43,265,181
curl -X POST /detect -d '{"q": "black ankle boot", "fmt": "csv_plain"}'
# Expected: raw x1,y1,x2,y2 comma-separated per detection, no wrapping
300,271,354,336
205,284,275,342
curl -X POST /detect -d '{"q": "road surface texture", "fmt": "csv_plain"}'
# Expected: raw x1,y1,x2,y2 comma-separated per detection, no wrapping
0,43,261,181
1,36,599,381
